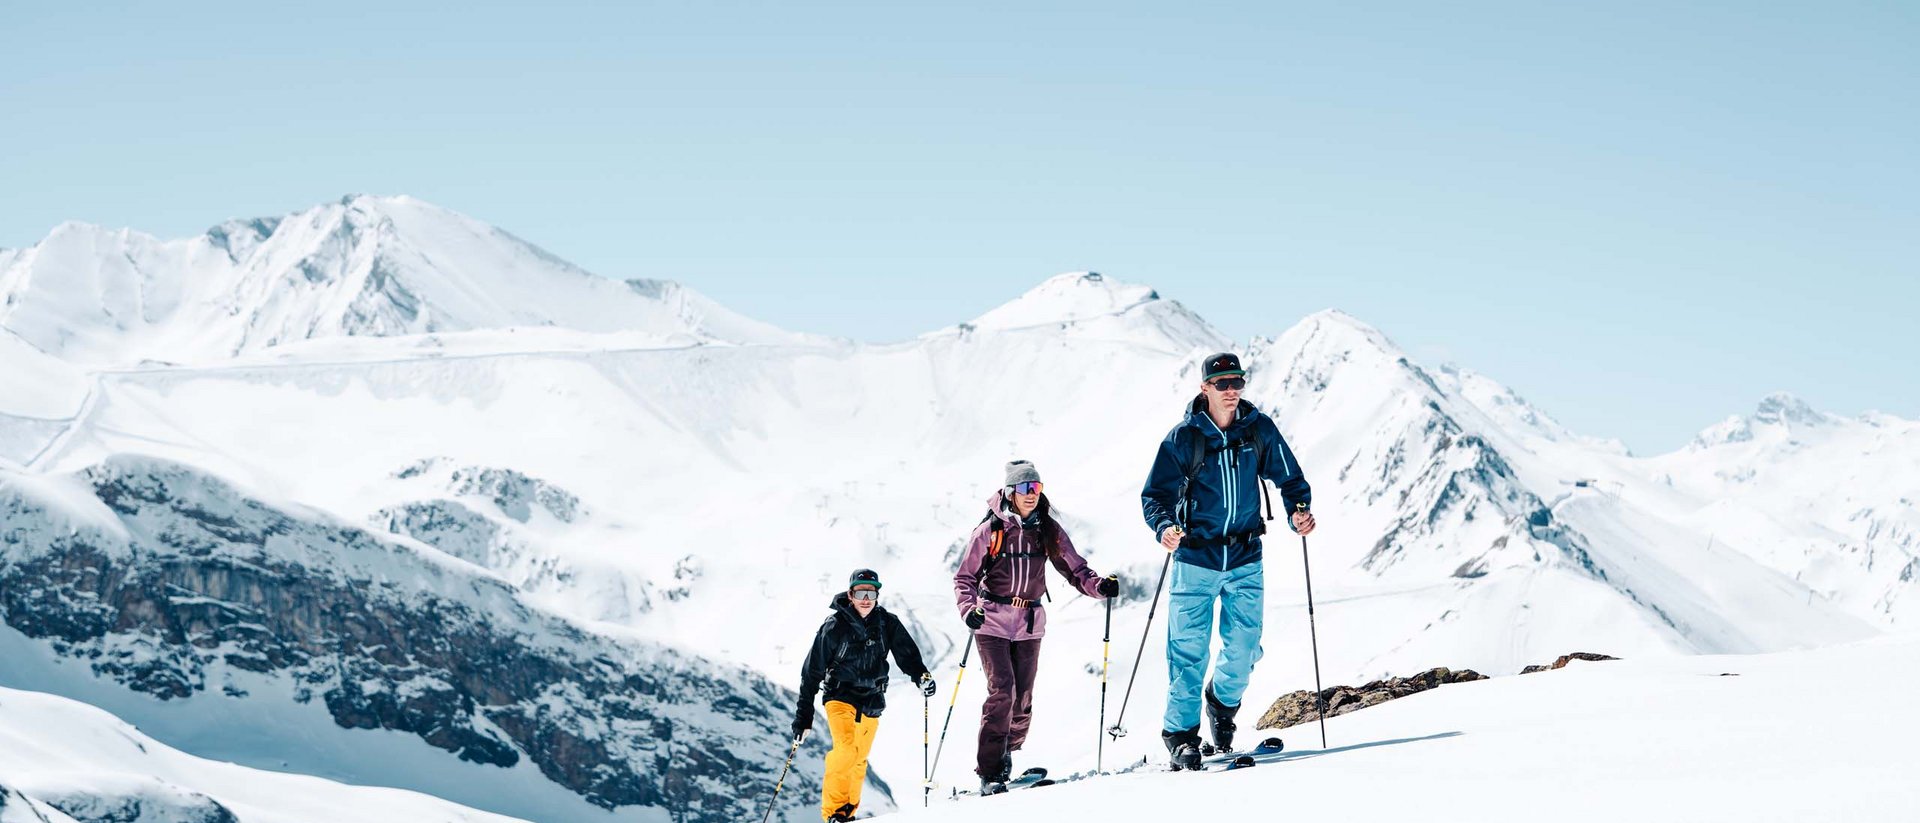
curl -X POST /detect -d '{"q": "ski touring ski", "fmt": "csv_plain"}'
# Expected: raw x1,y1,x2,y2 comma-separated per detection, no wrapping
1203,737,1285,771
952,767,1051,798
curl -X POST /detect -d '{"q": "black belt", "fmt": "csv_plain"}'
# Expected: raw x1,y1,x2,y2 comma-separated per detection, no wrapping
982,592,1042,608
1182,530,1264,550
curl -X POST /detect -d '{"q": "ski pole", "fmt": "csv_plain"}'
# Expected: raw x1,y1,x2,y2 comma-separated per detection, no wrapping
922,687,930,807
927,633,975,790
1301,532,1328,749
1108,550,1172,740
1097,584,1114,771
760,731,804,823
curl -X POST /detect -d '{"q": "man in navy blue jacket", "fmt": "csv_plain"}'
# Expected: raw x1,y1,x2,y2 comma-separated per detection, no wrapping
1141,352,1315,769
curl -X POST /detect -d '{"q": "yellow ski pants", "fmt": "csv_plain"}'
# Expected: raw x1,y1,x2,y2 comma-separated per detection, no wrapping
820,700,879,821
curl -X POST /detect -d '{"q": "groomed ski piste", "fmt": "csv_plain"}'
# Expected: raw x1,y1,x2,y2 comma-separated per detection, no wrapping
898,635,1920,822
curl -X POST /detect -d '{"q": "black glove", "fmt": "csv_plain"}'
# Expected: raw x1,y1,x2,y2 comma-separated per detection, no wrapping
1098,575,1120,598
964,607,986,630
792,705,814,739
919,672,937,698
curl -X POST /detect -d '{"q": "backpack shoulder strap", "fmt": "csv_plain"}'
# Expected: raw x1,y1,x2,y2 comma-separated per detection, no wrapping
1180,425,1207,481
975,514,1006,577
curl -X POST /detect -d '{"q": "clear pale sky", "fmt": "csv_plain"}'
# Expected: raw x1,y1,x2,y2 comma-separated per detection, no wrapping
3,2,1914,454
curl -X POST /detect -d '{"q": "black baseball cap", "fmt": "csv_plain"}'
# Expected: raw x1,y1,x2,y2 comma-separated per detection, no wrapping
1202,352,1245,381
848,569,882,590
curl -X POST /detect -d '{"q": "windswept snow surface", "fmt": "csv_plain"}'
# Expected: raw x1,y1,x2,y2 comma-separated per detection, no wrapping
902,636,1920,823
0,684,524,823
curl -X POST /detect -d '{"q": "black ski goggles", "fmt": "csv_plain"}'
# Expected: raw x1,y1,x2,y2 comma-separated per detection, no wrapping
848,588,879,602
1208,376,1247,391
1010,481,1043,495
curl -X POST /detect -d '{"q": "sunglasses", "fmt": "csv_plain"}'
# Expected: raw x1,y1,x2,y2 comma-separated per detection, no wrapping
1011,481,1043,495
849,589,879,602
1208,377,1247,391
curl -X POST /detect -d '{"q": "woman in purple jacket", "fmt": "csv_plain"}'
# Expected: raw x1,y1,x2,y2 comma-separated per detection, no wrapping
954,459,1120,794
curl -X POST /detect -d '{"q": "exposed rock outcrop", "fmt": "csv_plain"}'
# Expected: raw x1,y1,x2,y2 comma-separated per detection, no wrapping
1257,667,1488,730
1519,652,1619,674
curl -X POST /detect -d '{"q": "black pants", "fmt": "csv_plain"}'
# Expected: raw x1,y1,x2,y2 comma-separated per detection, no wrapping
975,634,1042,778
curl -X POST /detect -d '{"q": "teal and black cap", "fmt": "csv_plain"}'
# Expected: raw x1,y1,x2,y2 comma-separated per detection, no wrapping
1202,352,1245,381
848,568,882,590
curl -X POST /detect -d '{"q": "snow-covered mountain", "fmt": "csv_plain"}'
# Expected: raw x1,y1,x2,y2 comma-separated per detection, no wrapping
1,197,1913,820
0,195,813,367
0,456,832,822
1654,393,1920,625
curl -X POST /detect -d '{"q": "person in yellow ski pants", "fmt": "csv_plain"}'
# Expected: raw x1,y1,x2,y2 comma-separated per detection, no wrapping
794,569,934,822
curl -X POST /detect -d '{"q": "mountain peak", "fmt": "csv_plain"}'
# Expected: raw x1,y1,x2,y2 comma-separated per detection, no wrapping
1752,392,1828,427
968,271,1158,330
1690,392,1836,450
955,271,1224,351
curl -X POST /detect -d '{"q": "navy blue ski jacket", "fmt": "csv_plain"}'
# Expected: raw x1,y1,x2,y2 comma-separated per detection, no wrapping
1141,397,1312,572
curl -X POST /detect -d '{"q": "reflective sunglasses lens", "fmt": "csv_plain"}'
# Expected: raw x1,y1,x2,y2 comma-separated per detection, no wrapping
1014,481,1043,495
850,589,878,602
1212,377,1246,391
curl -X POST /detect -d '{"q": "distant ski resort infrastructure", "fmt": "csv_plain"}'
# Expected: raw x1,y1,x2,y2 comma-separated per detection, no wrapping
1,196,1915,821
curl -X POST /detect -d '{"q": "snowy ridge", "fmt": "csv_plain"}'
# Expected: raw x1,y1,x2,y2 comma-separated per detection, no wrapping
940,271,1226,353
1241,310,1873,676
0,196,813,367
1653,393,1920,625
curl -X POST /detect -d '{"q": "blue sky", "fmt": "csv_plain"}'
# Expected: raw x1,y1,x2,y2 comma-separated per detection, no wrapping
2,1,1914,453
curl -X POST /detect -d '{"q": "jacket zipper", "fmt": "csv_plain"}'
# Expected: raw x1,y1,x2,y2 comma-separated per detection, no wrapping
1015,527,1026,599
1219,450,1232,571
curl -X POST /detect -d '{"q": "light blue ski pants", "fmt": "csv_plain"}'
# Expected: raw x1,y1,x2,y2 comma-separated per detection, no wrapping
1163,558,1264,734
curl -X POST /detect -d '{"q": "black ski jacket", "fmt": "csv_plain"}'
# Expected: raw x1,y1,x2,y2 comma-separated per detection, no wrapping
796,593,930,718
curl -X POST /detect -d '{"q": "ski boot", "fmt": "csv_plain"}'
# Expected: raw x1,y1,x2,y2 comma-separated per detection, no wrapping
980,757,1011,795
1204,682,1239,755
828,803,857,821
1161,727,1204,771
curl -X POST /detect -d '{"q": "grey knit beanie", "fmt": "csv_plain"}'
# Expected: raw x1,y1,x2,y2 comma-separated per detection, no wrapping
1004,459,1042,488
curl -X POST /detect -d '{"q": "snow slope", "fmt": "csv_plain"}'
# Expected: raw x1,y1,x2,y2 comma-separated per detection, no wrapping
0,683,523,823
899,635,1920,822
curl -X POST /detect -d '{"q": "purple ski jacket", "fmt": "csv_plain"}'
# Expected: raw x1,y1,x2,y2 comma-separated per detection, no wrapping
953,489,1110,642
